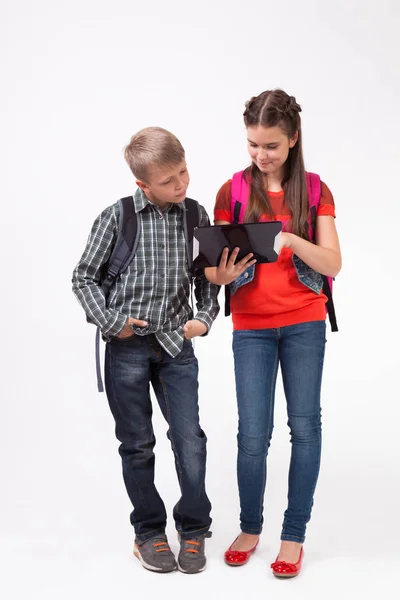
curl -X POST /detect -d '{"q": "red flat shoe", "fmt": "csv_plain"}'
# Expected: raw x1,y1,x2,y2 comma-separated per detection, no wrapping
271,547,304,578
224,536,259,567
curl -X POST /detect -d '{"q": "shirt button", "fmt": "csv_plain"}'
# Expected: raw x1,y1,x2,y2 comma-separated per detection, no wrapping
160,273,165,278
160,244,165,249
244,272,249,279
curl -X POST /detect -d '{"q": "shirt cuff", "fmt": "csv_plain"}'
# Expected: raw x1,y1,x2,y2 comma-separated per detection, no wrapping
214,209,231,223
193,312,213,336
317,205,336,218
102,312,128,337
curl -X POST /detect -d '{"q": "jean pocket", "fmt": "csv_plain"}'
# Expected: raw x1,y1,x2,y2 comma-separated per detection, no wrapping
292,255,323,294
230,264,255,296
112,333,136,343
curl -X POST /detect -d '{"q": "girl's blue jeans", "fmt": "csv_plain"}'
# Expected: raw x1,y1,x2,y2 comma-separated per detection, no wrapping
232,320,326,543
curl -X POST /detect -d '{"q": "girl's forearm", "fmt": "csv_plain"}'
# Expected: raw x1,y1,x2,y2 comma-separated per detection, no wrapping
286,233,342,278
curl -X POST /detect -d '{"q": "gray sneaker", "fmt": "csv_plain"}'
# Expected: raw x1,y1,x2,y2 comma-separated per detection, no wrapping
177,532,211,574
134,535,177,573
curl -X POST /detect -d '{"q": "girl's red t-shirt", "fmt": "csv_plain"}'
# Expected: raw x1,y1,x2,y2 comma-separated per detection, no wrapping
214,179,336,330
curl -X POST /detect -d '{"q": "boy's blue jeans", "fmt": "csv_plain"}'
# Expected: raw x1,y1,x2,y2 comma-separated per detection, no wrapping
232,321,326,543
104,334,211,542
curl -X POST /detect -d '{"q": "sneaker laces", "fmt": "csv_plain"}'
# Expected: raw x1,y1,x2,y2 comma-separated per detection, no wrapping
151,539,171,553
184,539,201,554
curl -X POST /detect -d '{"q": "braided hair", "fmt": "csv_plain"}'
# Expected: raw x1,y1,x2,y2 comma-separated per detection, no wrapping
242,89,309,239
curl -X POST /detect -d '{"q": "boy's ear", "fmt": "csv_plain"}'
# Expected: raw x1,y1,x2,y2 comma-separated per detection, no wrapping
136,179,148,191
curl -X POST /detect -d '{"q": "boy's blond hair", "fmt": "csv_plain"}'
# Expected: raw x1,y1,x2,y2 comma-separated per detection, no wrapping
124,127,185,182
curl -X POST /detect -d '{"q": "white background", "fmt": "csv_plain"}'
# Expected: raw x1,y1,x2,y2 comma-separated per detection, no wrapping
2,0,400,598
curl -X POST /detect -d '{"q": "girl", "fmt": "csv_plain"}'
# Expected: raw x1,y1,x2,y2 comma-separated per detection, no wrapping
205,89,341,577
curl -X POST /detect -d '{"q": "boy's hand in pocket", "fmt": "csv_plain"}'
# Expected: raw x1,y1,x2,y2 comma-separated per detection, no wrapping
117,317,148,338
183,319,208,340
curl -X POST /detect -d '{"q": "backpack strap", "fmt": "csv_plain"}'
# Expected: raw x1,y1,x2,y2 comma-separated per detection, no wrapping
306,172,321,243
231,171,249,224
306,173,338,332
224,286,231,317
101,196,140,294
96,196,140,392
183,197,201,273
323,278,338,332
183,198,202,327
95,327,103,392
225,172,249,315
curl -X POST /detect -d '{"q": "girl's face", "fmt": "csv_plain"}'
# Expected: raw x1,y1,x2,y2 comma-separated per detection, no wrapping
247,125,298,177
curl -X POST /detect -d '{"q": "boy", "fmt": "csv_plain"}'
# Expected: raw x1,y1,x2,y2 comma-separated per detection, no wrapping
72,127,219,573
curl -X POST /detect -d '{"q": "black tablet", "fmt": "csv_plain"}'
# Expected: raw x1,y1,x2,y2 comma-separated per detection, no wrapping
193,221,282,269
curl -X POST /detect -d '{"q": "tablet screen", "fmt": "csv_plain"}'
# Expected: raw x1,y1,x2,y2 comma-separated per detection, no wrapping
193,221,282,269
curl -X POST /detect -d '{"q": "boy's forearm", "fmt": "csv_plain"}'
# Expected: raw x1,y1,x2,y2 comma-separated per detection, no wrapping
193,311,214,334
72,278,127,336
193,273,220,333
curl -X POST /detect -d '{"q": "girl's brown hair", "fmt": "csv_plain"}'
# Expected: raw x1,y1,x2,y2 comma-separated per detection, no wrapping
243,89,309,239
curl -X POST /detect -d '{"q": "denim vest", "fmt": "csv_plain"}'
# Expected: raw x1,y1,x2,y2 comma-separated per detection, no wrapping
230,255,323,296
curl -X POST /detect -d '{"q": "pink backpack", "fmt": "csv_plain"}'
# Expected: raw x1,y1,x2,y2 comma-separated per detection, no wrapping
229,170,338,332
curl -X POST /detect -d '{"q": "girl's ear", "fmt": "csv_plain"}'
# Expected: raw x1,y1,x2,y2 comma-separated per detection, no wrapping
289,131,299,148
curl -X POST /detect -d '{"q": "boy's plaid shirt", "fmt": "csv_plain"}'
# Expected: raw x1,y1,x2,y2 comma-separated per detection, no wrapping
72,189,220,357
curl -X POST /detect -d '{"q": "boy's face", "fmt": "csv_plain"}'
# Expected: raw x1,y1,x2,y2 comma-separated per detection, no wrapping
137,160,190,207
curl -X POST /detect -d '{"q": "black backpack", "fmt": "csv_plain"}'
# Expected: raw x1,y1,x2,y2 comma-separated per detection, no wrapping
94,196,202,392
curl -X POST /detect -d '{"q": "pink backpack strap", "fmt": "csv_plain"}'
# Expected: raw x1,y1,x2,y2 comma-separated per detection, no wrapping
306,172,335,308
231,171,250,223
305,171,321,241
306,172,321,208
231,170,322,228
